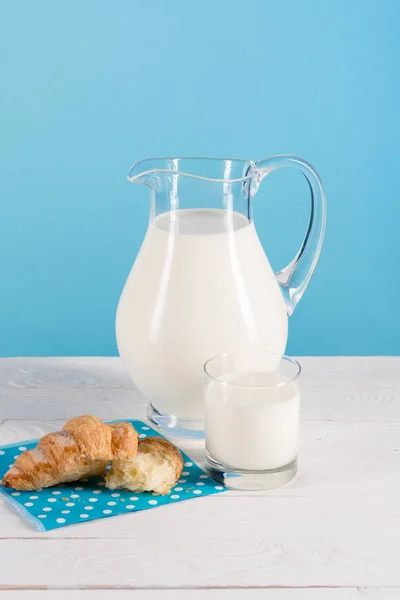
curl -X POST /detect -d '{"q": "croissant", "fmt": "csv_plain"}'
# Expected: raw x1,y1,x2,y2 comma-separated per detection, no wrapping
106,436,184,495
1,415,139,491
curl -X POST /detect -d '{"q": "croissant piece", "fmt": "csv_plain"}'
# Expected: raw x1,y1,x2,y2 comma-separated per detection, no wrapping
1,415,138,491
105,436,184,495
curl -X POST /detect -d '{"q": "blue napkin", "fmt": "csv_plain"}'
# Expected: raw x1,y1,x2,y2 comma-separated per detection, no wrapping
0,420,225,530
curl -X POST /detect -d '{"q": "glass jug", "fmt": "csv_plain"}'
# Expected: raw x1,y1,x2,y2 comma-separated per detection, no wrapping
116,156,326,437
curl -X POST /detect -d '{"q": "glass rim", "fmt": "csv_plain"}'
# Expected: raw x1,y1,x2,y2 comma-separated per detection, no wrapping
203,351,301,389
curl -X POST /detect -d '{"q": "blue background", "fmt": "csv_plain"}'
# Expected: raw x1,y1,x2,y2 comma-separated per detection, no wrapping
1,0,399,357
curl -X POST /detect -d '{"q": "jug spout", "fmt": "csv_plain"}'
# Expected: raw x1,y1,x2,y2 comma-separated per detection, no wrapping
127,158,169,185
127,157,256,221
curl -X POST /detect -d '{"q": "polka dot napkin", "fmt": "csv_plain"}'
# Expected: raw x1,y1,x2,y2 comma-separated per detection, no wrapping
0,420,226,530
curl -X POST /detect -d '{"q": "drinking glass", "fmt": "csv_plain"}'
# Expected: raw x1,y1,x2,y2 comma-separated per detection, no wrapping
204,351,301,490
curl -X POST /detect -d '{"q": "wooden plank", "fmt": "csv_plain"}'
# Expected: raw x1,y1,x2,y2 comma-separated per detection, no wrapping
0,589,399,598
1,357,398,389
0,357,144,420
300,356,400,423
0,390,147,421
1,357,400,422
0,500,399,590
0,357,132,387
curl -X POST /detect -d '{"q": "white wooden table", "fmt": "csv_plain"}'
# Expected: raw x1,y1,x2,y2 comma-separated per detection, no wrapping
0,357,399,599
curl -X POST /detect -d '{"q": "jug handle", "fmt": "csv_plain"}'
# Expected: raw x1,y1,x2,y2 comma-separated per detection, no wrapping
254,155,326,316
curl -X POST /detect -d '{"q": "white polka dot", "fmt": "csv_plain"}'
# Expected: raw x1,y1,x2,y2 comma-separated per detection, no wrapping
126,505,135,509
181,471,189,476
139,433,146,438
107,501,116,506
43,507,52,512
184,462,193,467
178,479,186,484
56,518,66,524
141,426,149,430
171,494,179,499
93,489,102,494
193,489,202,495
24,502,33,507
29,495,38,500
148,500,158,505
61,510,70,515
48,498,57,503
0,450,4,455
196,482,205,486
52,491,61,495
74,486,83,491
66,502,75,507
152,492,159,496
199,474,208,479
97,482,105,487
215,486,224,490
18,446,27,451
88,498,98,503
38,515,46,519
111,493,120,498
174,487,183,492
13,455,20,460
84,506,93,511
129,496,139,501
11,492,20,496
103,509,112,514
70,494,79,499
80,514,89,519
8,464,14,468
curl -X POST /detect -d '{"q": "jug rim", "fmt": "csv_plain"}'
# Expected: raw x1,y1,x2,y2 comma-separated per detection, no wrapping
127,156,256,184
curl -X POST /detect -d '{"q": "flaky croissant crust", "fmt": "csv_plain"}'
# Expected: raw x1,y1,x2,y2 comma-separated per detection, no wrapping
1,415,138,491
